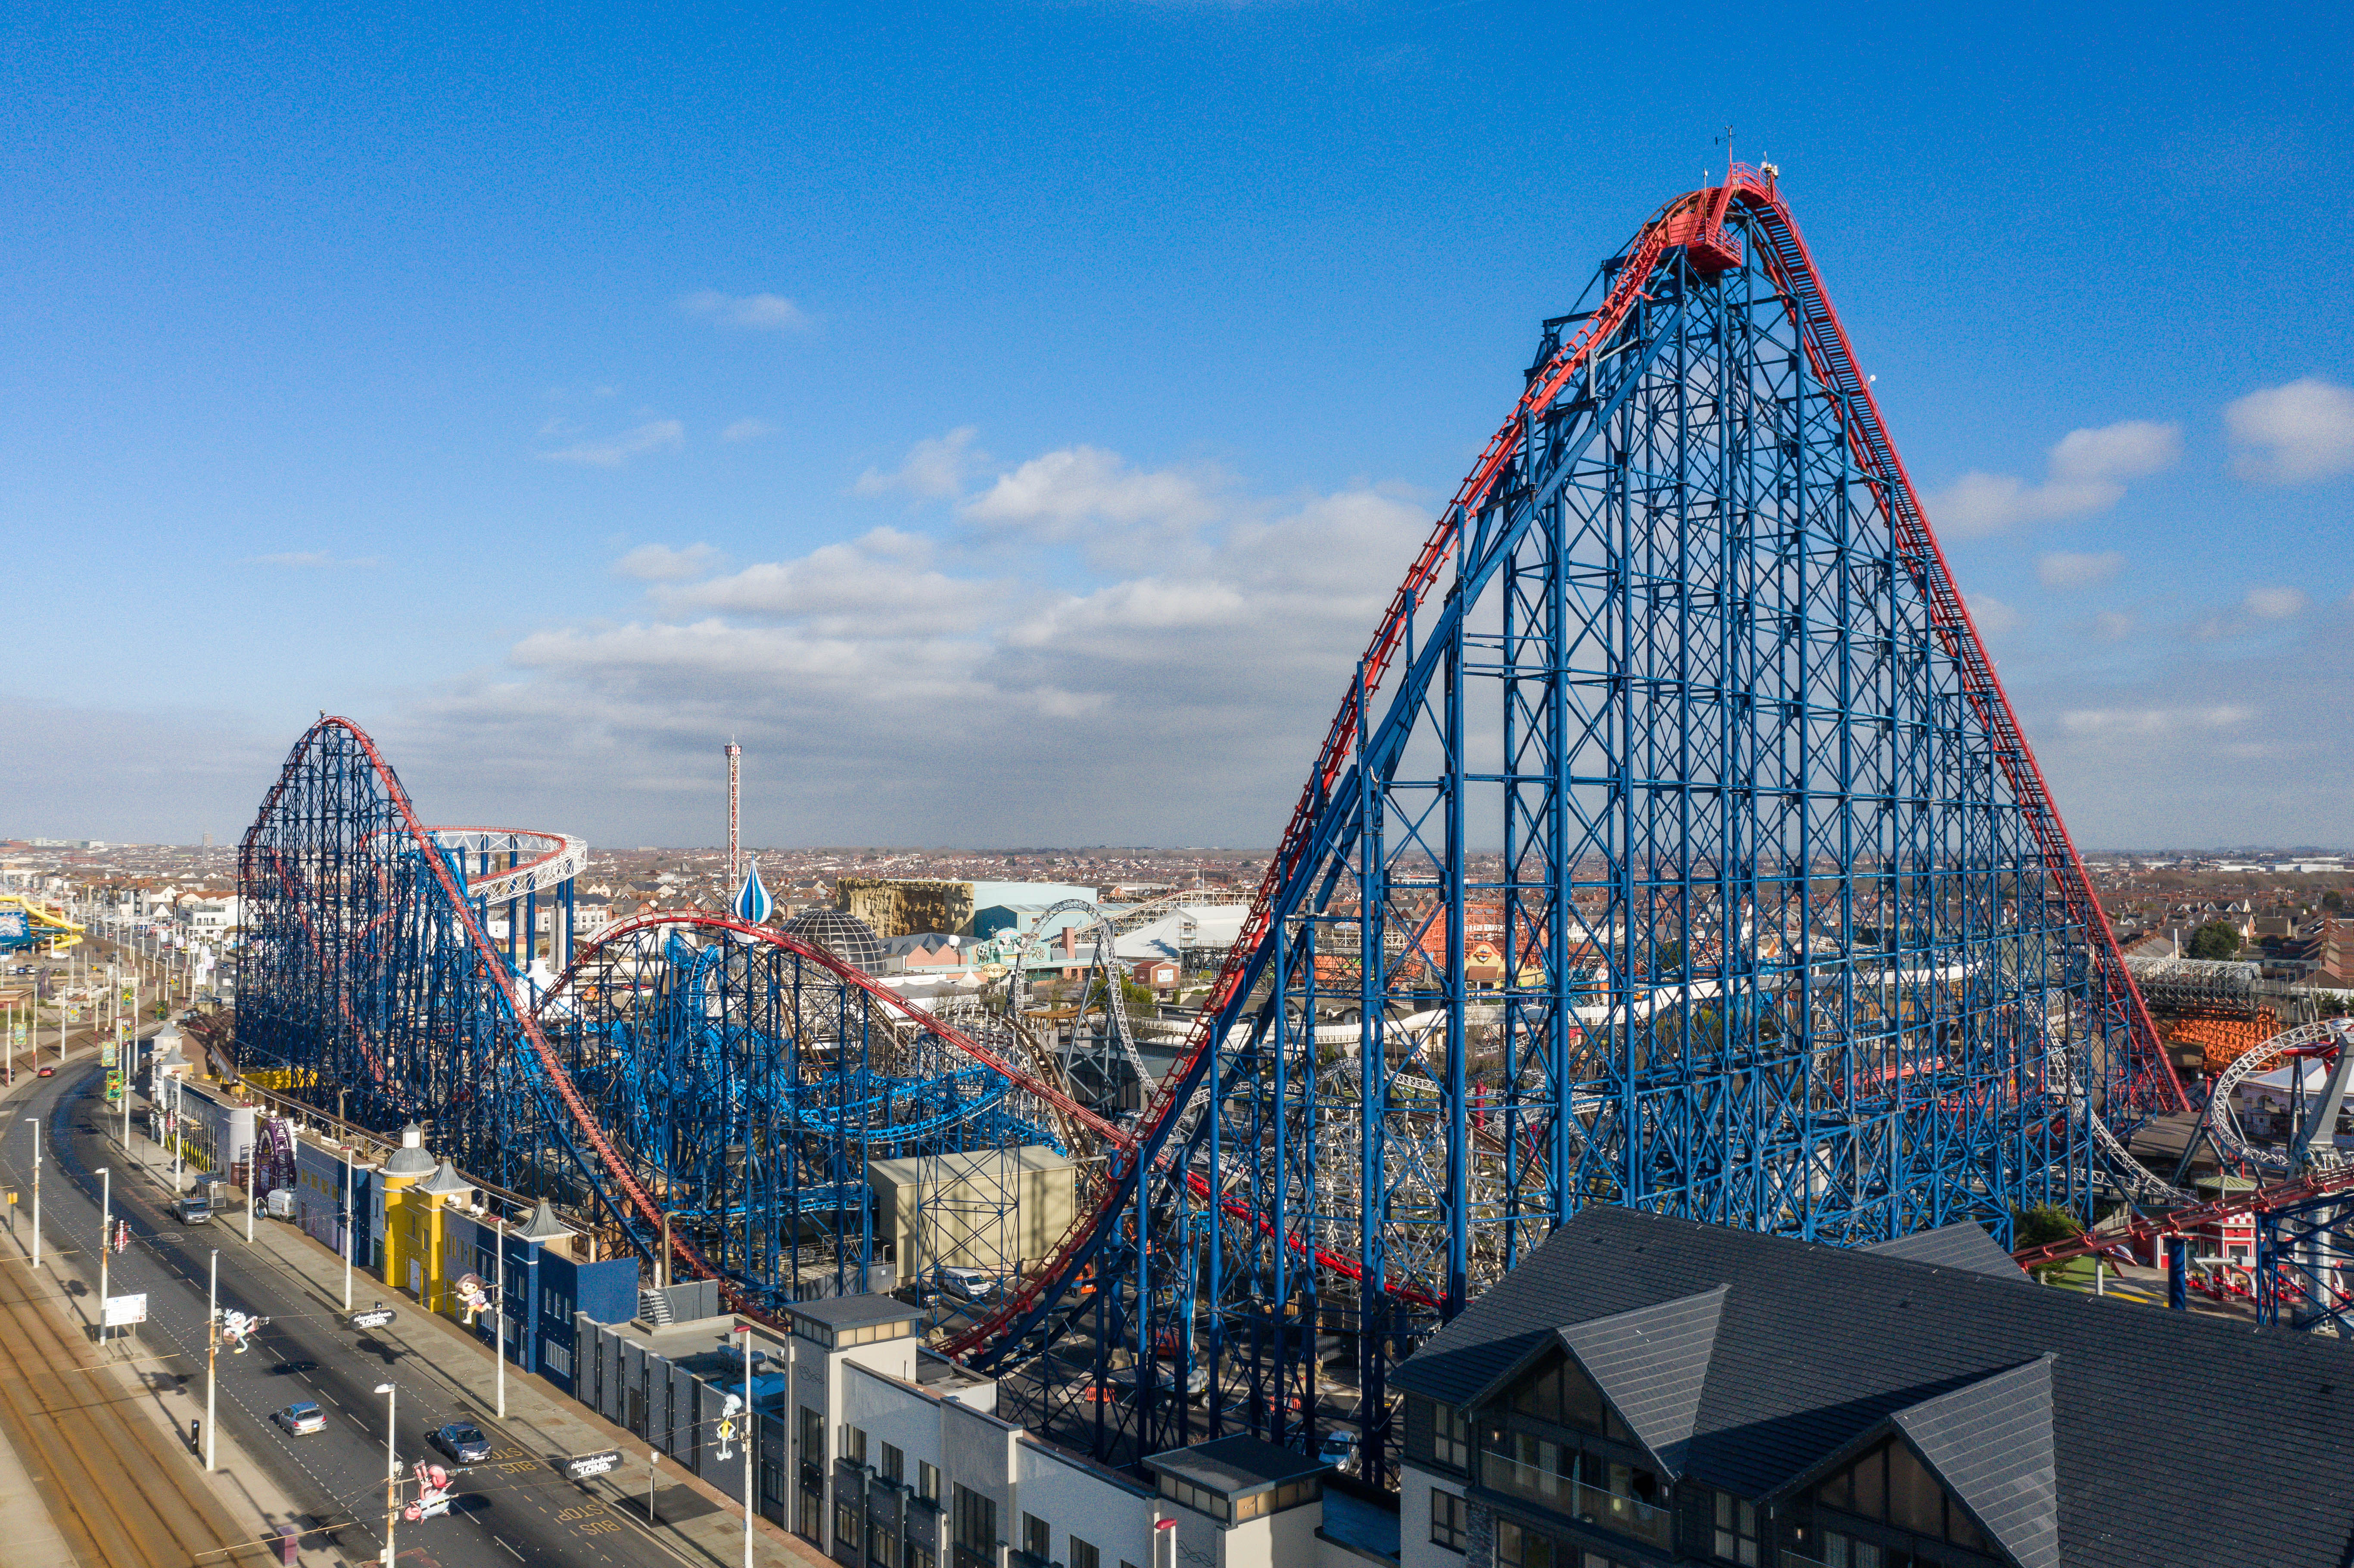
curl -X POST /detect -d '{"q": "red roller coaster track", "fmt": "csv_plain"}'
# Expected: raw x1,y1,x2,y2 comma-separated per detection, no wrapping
942,171,2184,1360
248,719,718,1288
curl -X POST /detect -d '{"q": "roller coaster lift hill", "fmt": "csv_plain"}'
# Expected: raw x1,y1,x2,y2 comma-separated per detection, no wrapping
239,169,2333,1485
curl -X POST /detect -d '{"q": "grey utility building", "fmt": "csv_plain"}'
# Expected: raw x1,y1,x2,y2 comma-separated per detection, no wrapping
1392,1205,2354,1568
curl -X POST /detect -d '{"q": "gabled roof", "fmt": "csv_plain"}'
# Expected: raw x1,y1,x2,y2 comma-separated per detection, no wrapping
1861,1220,2027,1282
1891,1356,2057,1568
1556,1285,1726,1477
1391,1206,2354,1568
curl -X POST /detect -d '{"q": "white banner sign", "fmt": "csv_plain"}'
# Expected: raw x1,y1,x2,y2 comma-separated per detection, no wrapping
102,1293,148,1327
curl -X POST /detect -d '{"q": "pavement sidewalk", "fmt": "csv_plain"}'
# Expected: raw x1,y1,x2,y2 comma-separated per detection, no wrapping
119,1101,838,1568
0,1044,339,1565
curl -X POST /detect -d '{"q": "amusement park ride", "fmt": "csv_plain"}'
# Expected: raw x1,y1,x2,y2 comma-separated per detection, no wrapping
232,168,2354,1485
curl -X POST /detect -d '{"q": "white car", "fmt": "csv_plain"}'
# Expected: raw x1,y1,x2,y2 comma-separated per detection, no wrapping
934,1266,997,1302
274,1402,327,1437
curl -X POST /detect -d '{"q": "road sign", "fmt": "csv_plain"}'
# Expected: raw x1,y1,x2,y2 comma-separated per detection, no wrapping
102,1293,147,1327
348,1306,397,1331
561,1449,623,1480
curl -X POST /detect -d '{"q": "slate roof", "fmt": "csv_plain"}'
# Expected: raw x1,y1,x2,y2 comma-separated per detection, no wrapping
1391,1205,2354,1568
1887,1356,2058,1568
1555,1285,1725,1478
1862,1220,2030,1281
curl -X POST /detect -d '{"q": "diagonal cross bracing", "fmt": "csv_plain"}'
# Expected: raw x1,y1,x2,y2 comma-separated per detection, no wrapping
944,173,2170,1480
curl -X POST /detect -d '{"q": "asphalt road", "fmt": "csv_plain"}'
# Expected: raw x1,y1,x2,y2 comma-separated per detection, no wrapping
0,1065,691,1568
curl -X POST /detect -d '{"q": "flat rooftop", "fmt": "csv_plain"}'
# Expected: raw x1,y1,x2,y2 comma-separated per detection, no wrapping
1146,1434,1328,1497
790,1293,924,1332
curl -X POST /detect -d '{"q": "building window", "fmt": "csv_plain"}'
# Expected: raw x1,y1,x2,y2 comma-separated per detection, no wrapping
801,1406,825,1464
1812,1437,1989,1556
1022,1514,1049,1560
844,1425,869,1467
919,1461,940,1502
872,1521,897,1566
839,1505,861,1550
1712,1493,1759,1566
1430,1490,1466,1553
1156,1474,1229,1523
1433,1402,1468,1468
1495,1519,1553,1568
1070,1538,1100,1568
954,1486,998,1557
883,1444,905,1485
907,1548,935,1568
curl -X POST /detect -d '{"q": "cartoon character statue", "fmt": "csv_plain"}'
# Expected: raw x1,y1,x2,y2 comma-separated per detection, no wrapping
405,1462,455,1522
453,1272,491,1324
714,1392,742,1460
219,1309,266,1352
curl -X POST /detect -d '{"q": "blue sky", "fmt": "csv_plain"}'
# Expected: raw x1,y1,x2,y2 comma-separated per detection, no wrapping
3,1,2348,849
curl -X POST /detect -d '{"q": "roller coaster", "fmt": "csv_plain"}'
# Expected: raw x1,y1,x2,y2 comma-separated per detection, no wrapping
234,166,2351,1486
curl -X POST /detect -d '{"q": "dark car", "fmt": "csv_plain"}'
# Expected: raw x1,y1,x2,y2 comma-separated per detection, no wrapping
427,1422,492,1464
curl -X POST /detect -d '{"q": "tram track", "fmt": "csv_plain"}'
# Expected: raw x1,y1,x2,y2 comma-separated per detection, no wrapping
0,1243,253,1567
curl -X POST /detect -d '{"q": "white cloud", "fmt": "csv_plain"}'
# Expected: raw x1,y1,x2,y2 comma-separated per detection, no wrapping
2245,586,2309,619
654,529,1005,636
2226,377,2354,482
246,551,381,568
679,290,810,332
2059,705,2251,738
962,445,1227,541
721,418,775,444
855,428,986,499
613,543,724,582
2092,610,2136,640
1967,594,2021,634
537,420,685,468
2036,550,2125,590
378,443,1437,844
1926,420,2180,537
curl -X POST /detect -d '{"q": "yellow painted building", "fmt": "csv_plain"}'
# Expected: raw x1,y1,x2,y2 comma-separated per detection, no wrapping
374,1123,469,1313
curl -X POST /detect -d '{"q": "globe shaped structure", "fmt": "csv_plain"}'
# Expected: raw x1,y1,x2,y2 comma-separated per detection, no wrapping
783,907,888,975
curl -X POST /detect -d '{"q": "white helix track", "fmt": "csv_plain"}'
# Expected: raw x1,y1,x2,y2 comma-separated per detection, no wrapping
2204,1018,2354,1178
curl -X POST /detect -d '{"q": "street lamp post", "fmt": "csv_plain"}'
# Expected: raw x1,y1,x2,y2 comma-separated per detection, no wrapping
22,1111,38,1271
343,1142,354,1313
205,1249,218,1471
494,1212,507,1420
22,1118,39,1269
737,1323,755,1568
375,1381,399,1567
120,1012,133,1155
97,1167,111,1347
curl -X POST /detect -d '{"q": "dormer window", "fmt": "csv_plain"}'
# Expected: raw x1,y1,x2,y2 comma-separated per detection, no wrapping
1797,1437,1994,1563
1503,1350,1634,1445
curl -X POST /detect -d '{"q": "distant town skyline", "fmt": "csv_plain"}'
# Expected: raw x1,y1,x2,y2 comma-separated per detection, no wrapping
3,4,2347,849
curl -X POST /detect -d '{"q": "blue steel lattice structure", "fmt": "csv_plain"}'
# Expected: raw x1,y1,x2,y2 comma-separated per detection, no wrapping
237,722,1087,1309
940,169,2186,1481
235,172,2211,1494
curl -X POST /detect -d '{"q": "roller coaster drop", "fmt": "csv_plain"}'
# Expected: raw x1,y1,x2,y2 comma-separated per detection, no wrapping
243,168,2308,1485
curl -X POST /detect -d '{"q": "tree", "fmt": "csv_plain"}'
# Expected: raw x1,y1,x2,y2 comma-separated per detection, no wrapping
2186,920,2243,961
2325,890,2345,914
2014,1204,2085,1281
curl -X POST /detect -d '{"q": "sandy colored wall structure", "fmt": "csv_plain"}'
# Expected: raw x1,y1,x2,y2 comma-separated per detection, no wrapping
837,877,977,939
867,1147,1076,1277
